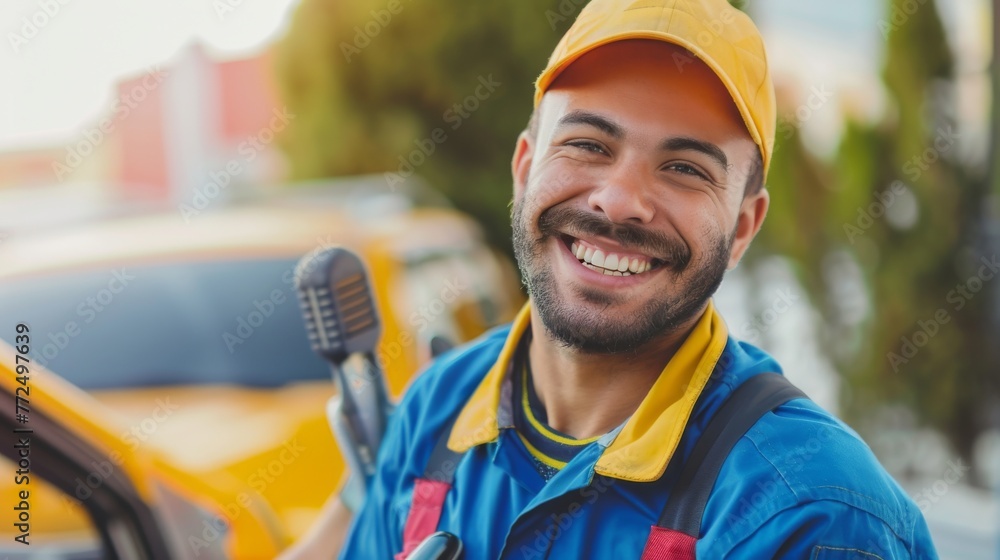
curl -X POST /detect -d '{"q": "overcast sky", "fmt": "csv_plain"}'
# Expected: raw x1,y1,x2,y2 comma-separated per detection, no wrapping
0,0,300,150
0,0,986,153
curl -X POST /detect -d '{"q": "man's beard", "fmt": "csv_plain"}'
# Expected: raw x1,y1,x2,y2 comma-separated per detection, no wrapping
511,198,734,354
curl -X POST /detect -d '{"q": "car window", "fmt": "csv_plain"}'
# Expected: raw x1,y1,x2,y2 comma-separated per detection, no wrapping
0,258,328,389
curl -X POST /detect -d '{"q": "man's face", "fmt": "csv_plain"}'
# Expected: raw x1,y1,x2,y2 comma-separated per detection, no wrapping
511,40,768,354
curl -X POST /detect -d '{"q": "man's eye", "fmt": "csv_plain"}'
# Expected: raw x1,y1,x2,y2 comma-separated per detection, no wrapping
566,141,606,155
666,162,708,179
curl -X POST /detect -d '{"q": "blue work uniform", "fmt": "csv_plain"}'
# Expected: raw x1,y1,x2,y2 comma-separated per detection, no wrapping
341,302,938,558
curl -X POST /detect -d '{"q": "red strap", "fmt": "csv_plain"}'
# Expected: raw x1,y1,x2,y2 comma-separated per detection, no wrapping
395,478,452,560
640,526,697,560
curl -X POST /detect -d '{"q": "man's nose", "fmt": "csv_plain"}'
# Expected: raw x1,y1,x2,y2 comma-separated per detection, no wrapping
586,164,656,224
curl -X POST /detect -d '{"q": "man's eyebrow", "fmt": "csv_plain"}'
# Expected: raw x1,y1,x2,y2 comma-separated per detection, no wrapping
660,136,729,170
554,110,624,139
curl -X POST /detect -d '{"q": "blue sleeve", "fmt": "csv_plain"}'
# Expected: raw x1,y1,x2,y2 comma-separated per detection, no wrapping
711,499,939,559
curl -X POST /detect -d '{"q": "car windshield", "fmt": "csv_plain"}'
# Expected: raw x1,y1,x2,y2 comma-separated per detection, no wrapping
0,257,329,389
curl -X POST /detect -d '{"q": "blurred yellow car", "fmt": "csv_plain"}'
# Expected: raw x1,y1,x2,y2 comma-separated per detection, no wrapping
0,177,524,558
0,341,286,559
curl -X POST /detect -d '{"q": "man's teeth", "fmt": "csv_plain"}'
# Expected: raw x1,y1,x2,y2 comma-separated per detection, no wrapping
570,241,653,276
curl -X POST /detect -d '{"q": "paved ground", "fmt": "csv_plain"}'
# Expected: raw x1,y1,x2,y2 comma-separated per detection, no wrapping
912,481,998,559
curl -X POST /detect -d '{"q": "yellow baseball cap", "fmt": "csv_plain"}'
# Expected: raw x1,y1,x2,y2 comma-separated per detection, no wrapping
534,0,776,174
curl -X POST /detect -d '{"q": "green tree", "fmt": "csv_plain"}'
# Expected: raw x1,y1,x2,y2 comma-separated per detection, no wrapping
274,0,585,249
756,0,998,483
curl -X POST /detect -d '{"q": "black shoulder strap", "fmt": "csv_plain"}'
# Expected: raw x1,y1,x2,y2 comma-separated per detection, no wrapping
656,372,807,537
424,415,463,482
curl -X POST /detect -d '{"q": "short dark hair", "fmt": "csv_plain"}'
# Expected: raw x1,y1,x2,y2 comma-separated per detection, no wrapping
743,149,763,197
526,110,539,138
523,110,764,198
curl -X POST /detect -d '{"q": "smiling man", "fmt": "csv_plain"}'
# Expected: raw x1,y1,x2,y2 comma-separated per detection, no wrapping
336,0,938,558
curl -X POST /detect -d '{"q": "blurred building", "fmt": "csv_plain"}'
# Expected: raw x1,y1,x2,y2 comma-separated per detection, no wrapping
115,44,288,206
0,43,288,229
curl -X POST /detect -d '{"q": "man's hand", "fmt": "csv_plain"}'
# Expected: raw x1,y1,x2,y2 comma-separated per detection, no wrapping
276,495,353,560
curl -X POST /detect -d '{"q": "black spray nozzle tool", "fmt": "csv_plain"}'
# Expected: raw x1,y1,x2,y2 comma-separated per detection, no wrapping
407,532,463,560
295,247,394,500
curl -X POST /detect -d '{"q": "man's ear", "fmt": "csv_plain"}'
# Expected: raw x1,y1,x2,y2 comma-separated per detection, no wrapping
511,130,534,199
727,187,769,270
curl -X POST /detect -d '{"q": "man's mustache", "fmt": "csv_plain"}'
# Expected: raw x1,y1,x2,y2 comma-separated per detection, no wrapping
537,206,691,269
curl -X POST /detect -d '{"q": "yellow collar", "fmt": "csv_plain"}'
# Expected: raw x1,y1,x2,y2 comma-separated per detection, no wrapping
447,299,729,483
